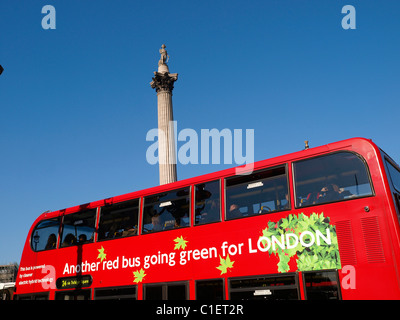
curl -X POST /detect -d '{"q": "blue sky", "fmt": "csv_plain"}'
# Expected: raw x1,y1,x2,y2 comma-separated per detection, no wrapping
1,0,399,264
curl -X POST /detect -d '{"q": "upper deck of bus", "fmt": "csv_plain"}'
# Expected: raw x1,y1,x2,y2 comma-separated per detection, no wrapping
29,137,386,226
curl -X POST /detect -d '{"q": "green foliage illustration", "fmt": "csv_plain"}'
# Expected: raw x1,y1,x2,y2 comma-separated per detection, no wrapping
259,212,341,273
133,268,146,283
97,246,107,262
216,254,234,275
173,236,188,250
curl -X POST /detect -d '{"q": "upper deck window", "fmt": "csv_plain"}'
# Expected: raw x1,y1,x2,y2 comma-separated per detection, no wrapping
142,187,190,234
31,217,60,252
60,209,97,247
225,166,289,220
98,199,139,241
294,152,373,208
195,180,221,225
386,160,400,193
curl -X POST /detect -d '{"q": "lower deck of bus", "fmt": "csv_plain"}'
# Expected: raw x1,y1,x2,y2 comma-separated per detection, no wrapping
16,269,341,300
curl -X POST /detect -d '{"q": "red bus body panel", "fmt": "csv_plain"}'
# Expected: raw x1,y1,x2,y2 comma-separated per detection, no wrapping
15,138,400,299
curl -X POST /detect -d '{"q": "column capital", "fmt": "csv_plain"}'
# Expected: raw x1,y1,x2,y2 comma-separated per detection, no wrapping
150,71,178,93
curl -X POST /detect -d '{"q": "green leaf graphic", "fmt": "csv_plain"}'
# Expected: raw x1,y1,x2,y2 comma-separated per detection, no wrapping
216,254,235,275
133,268,146,283
97,246,107,262
174,236,188,250
258,212,341,273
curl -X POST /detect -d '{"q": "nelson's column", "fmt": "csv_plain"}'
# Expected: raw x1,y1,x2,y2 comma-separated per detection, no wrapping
150,44,178,185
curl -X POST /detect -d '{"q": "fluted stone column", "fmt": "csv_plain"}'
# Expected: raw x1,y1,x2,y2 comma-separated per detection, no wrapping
150,45,178,185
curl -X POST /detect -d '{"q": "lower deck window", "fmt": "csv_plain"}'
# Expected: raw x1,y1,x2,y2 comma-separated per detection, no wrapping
145,285,162,300
303,270,341,300
144,282,188,300
55,289,91,300
229,274,299,300
15,293,49,300
94,286,137,300
196,279,224,300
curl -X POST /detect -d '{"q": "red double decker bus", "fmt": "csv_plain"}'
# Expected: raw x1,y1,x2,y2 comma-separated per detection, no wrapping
14,138,400,300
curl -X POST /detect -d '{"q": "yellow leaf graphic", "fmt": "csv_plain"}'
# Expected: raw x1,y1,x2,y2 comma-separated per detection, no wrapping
133,268,146,283
97,246,107,262
216,254,234,275
173,236,188,250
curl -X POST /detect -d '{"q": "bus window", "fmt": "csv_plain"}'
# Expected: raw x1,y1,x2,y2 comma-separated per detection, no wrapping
15,293,49,300
60,209,97,247
385,159,400,222
55,289,91,300
225,166,289,220
195,180,220,225
142,187,190,234
196,279,224,300
144,284,163,299
303,270,341,300
31,218,60,252
386,160,400,193
94,286,137,300
294,152,373,208
229,274,299,300
144,282,189,300
98,199,139,241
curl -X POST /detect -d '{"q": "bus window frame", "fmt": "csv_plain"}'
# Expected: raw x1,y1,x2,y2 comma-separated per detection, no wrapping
195,278,225,300
383,156,400,223
55,288,92,300
59,208,98,248
94,285,137,300
143,281,189,300
292,151,375,209
30,217,61,252
141,186,192,235
194,179,222,226
302,269,342,300
15,292,50,300
228,273,300,300
385,157,400,194
97,198,141,242
224,164,290,221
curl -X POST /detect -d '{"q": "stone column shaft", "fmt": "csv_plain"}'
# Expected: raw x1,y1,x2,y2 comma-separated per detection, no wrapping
157,90,177,185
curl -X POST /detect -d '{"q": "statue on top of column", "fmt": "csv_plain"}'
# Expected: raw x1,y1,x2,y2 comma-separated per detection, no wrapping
151,44,178,92
158,44,169,66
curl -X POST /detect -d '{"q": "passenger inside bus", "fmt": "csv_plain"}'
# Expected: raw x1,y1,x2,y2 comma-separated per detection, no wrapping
294,151,374,208
229,204,242,219
195,199,220,224
303,183,353,206
62,233,76,246
122,225,137,237
78,234,87,244
151,214,163,232
45,233,57,250
194,181,220,225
